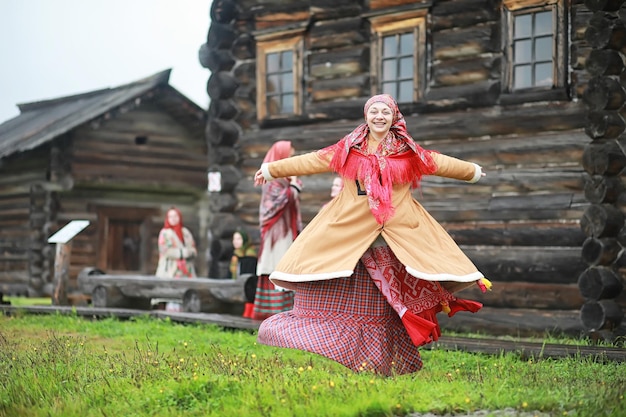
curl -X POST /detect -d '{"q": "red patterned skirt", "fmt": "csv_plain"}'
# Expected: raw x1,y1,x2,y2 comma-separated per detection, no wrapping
257,261,424,375
252,274,295,320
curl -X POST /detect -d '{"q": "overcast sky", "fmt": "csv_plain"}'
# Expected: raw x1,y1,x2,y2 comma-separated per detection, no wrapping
0,0,211,124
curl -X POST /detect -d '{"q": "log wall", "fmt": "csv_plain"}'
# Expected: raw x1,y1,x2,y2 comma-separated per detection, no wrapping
0,145,58,296
0,99,209,297
576,0,626,338
200,0,618,316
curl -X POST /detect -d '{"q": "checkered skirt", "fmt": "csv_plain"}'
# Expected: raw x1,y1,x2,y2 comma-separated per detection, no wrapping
257,261,423,375
252,274,295,320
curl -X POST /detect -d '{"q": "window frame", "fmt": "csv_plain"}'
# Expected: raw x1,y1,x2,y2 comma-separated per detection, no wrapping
502,0,567,95
255,32,304,121
370,10,428,103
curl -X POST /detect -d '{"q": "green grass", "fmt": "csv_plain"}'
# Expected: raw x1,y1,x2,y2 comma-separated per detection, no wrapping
0,313,624,417
4,296,51,306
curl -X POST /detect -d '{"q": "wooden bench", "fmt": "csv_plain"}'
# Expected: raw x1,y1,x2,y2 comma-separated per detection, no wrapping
77,268,257,314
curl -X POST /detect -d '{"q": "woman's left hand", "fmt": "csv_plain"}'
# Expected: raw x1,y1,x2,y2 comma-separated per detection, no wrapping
254,169,266,186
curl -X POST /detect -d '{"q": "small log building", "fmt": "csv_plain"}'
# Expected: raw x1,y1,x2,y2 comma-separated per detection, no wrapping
0,70,209,298
199,0,626,336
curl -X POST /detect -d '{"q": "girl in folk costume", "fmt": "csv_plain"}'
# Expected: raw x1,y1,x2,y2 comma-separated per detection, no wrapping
229,228,257,279
253,94,492,376
253,140,302,320
156,207,197,278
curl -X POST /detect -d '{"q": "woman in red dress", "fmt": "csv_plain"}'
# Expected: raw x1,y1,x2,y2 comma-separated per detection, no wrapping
252,141,302,320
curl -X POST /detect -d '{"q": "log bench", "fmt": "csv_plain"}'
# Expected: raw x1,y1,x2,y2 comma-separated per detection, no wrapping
77,268,257,314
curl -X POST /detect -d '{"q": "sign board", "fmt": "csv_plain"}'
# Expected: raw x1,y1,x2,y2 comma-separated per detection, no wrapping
48,220,90,244
208,171,222,192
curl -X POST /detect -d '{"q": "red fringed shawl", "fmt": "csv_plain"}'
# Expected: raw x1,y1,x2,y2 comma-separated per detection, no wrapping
321,102,438,224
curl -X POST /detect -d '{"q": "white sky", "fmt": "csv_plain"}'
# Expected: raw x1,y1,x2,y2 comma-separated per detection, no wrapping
0,0,211,124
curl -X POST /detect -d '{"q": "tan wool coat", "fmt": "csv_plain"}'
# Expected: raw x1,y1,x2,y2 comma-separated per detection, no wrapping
260,150,485,293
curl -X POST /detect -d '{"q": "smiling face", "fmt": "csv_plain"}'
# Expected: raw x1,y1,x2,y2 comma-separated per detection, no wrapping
365,102,394,140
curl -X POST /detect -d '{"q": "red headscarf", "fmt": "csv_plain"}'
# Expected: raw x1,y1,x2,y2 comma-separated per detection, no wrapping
325,94,437,224
263,140,292,163
259,140,301,254
163,207,185,243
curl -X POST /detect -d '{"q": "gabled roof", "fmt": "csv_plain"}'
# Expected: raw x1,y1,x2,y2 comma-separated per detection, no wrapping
0,69,206,159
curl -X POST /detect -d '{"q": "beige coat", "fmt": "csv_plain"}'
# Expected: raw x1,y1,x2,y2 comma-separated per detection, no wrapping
260,150,484,293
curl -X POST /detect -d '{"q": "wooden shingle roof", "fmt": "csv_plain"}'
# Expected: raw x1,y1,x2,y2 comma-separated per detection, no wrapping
0,69,206,159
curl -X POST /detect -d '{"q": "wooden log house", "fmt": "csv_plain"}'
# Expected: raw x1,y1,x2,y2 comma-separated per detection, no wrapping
199,0,626,336
0,70,209,299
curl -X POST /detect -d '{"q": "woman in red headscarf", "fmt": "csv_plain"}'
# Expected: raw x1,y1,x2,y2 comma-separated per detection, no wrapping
252,140,302,320
252,94,491,376
156,206,197,279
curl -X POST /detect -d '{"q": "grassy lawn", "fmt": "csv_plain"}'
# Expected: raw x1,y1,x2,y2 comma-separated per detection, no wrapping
0,307,624,417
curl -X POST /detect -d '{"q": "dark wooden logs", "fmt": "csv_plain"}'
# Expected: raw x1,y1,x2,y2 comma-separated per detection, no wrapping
211,146,240,165
426,80,501,109
582,140,626,175
583,174,624,203
585,49,625,77
447,224,585,247
617,223,626,247
208,192,238,213
585,110,626,139
209,99,239,120
461,282,584,310
585,13,626,53
233,62,257,85
231,34,255,60
464,247,585,284
583,76,626,111
79,272,251,311
207,119,240,146
207,72,239,100
580,203,625,237
209,213,240,239
210,0,237,24
580,299,624,330
198,45,235,72
581,237,622,266
584,0,626,12
92,285,152,309
207,22,238,49
211,238,234,261
578,267,624,300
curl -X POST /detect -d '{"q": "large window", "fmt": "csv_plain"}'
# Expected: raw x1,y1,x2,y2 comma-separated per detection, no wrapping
503,0,566,93
370,11,427,103
256,34,303,120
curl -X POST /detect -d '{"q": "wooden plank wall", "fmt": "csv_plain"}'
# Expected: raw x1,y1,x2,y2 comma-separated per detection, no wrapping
0,102,210,296
0,147,54,295
71,103,208,191
203,0,598,311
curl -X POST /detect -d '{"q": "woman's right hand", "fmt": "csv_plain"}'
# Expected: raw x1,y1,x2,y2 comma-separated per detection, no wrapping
254,169,266,186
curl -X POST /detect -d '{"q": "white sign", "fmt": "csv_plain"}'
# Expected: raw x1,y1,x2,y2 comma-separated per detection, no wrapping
48,220,90,244
208,171,222,192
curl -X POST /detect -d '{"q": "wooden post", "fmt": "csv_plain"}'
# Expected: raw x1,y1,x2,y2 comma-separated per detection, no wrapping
47,220,90,306
52,242,72,305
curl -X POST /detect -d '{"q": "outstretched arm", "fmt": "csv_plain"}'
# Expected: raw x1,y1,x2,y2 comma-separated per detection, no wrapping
254,150,334,186
429,152,485,182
